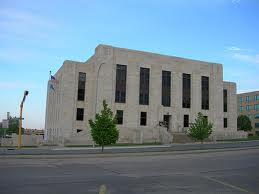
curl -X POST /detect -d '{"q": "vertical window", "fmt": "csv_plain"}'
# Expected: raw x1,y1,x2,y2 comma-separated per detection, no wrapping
239,97,243,102
76,129,83,133
201,76,209,110
255,95,259,101
239,106,243,111
115,64,127,103
77,72,86,101
139,68,150,105
224,118,228,128
182,73,191,108
246,96,250,102
184,115,189,127
163,115,170,131
162,71,171,107
254,104,259,110
76,108,84,121
116,110,123,125
255,114,259,119
223,89,227,112
246,105,251,111
140,112,147,126
255,123,259,128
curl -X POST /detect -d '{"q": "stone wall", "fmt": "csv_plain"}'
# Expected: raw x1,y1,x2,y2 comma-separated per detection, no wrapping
0,134,44,147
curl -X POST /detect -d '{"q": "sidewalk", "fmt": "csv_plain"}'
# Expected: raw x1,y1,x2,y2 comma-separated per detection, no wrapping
1,140,259,156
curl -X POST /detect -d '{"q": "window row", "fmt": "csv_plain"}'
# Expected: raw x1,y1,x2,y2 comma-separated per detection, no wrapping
76,108,229,129
239,94,259,103
116,110,147,126
115,65,211,110
240,104,259,111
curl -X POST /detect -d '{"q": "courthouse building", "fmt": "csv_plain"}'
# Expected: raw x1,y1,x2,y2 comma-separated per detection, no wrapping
45,44,245,145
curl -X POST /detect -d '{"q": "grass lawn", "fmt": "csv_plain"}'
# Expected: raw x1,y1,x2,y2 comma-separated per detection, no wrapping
65,142,162,147
218,135,259,142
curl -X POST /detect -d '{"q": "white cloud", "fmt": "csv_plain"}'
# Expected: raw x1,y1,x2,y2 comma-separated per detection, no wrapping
0,81,41,89
232,0,241,4
226,46,241,51
0,8,58,40
233,53,259,65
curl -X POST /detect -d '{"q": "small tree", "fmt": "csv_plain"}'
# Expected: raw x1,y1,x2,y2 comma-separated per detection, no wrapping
188,112,213,144
89,100,119,151
237,115,252,131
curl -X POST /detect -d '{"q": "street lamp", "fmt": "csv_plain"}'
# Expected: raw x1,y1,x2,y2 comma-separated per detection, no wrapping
18,90,29,149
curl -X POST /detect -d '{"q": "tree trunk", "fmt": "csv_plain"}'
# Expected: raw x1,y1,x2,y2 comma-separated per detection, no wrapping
102,145,104,152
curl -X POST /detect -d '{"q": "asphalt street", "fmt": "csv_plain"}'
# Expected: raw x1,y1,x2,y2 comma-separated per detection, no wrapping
0,148,259,194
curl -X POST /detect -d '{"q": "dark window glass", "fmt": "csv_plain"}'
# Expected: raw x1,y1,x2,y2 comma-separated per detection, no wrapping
115,64,127,103
76,129,83,133
255,123,259,128
77,72,86,101
140,112,147,126
76,108,84,121
223,89,228,112
163,115,170,131
184,115,189,127
224,118,228,128
139,68,150,105
246,96,250,102
162,71,171,107
201,76,209,110
116,110,123,125
182,73,191,108
203,116,208,123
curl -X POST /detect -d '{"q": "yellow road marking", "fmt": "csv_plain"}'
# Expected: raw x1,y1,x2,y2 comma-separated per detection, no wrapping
204,176,254,194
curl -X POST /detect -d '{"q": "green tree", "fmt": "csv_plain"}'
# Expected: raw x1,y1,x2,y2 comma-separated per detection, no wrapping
237,115,252,131
187,112,213,143
8,117,20,134
89,100,119,151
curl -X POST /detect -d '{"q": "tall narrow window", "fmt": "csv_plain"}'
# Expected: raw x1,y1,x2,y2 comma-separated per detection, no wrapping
116,110,123,125
182,73,191,108
115,64,127,103
77,72,86,101
246,96,250,102
162,71,171,107
184,115,189,127
140,112,147,126
76,108,84,121
223,89,227,112
224,118,228,128
201,76,209,110
139,68,150,105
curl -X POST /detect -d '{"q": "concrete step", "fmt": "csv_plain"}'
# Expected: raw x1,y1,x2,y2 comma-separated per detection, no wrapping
172,133,195,143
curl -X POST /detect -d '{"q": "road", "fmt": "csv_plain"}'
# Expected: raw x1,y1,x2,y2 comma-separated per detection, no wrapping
0,148,259,194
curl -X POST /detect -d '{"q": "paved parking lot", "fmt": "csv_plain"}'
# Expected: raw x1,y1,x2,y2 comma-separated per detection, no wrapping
0,148,258,194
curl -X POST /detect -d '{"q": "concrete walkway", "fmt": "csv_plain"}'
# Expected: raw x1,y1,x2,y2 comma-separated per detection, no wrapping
1,140,259,155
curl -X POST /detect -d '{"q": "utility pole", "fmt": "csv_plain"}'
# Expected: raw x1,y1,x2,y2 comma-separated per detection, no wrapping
18,90,29,149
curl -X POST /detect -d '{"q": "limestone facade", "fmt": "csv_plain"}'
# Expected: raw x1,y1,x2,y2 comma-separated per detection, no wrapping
45,44,240,145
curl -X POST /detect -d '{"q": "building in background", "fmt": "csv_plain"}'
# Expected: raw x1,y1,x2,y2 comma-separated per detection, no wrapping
237,91,259,134
1,112,11,129
45,44,245,145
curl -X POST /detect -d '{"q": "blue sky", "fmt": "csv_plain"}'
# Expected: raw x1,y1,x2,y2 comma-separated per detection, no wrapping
0,0,259,129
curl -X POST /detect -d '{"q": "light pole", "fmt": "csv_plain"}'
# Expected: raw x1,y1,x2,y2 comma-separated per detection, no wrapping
18,90,29,149
95,62,105,115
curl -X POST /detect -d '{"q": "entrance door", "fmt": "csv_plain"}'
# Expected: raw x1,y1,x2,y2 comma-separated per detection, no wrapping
163,115,171,131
